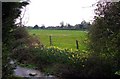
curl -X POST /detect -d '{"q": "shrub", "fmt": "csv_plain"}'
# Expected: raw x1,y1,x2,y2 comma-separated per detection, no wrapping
11,27,43,65
88,2,120,79
26,46,89,78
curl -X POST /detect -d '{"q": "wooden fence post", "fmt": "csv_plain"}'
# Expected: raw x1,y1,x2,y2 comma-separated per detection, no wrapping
49,35,52,46
76,40,79,49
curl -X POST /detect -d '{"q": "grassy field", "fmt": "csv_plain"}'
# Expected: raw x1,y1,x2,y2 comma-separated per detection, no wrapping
28,29,88,50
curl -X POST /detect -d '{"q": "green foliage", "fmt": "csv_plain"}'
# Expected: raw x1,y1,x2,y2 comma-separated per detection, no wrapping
12,27,42,49
12,42,120,78
89,1,120,78
14,46,118,78
33,46,89,66
13,27,29,39
7,76,24,79
2,2,29,79
18,63,36,69
13,45,90,78
12,27,43,65
115,70,120,75
90,2,120,54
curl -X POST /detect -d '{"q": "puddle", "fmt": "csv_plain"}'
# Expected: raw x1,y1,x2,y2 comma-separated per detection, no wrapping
14,66,44,77
10,60,57,79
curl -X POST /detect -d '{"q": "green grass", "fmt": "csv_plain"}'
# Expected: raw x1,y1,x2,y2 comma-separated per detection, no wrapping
27,29,88,50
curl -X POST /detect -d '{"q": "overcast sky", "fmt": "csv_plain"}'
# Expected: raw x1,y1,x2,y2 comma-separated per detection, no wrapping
22,0,99,27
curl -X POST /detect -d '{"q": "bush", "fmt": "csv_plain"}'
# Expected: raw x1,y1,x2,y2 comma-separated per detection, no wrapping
24,46,89,78
12,44,120,79
13,27,29,39
88,2,120,79
11,27,43,65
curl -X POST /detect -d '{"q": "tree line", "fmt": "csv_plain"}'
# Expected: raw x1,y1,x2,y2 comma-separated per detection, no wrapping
28,20,91,30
